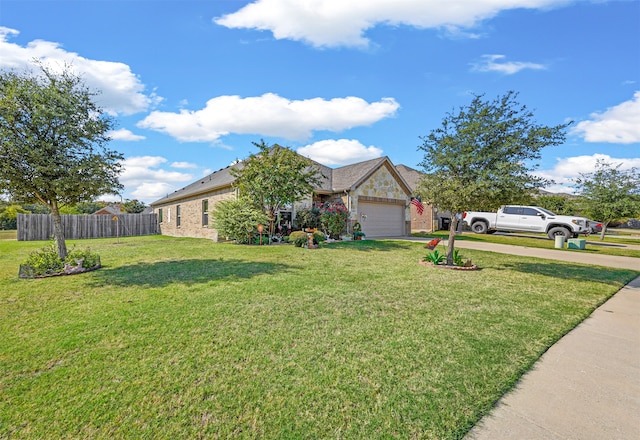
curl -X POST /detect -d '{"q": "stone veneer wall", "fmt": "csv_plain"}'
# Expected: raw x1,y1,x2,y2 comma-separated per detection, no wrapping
154,187,236,241
348,164,412,235
353,164,410,219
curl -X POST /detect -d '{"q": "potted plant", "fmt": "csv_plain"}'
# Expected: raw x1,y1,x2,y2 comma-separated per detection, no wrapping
353,231,366,240
352,222,365,240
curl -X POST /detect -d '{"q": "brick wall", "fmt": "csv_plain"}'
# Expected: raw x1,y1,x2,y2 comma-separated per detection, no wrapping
154,187,236,241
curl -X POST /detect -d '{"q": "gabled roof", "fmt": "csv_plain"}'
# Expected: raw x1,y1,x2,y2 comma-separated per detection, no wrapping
331,157,387,192
151,154,412,206
395,164,424,192
93,204,123,215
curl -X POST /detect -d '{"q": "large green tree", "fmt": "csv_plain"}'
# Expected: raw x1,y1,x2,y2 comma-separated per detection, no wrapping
574,159,640,240
230,140,323,235
123,199,147,213
0,63,123,258
535,194,578,216
417,91,570,265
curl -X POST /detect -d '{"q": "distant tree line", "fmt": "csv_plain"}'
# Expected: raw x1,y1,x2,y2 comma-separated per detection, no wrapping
0,199,147,230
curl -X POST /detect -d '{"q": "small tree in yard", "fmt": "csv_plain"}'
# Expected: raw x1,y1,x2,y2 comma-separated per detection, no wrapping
0,62,123,259
230,140,323,236
417,91,570,265
574,160,640,241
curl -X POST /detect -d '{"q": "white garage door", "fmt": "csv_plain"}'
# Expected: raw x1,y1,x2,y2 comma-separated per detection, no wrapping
358,202,405,237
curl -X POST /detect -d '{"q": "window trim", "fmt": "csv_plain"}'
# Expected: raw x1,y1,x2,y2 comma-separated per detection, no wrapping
202,200,209,226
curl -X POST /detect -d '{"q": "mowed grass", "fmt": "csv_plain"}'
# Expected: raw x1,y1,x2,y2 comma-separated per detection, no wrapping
1,236,637,439
0,230,16,240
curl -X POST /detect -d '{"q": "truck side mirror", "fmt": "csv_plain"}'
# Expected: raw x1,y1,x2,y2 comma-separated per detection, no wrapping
537,213,545,220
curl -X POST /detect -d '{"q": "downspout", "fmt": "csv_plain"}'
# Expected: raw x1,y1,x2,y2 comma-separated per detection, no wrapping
344,190,351,234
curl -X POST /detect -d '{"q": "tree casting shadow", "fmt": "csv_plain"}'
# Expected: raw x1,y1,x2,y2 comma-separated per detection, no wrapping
496,261,636,286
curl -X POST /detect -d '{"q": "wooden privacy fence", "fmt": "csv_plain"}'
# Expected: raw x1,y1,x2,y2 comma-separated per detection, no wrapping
17,214,159,241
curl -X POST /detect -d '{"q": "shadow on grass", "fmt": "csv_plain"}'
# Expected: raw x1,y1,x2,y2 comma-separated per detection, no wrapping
495,261,638,286
325,240,415,252
91,258,291,287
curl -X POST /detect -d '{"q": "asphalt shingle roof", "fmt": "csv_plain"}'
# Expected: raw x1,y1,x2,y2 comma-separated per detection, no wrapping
151,154,414,206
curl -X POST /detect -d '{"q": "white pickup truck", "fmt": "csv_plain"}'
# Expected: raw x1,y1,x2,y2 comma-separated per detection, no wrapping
462,206,590,239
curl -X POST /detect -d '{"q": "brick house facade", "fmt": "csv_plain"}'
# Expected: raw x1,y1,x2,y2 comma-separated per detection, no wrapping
151,154,433,240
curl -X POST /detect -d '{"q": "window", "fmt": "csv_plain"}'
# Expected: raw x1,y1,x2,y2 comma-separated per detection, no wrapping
167,208,171,223
503,206,522,215
202,200,209,226
522,208,539,216
158,208,163,223
176,205,181,227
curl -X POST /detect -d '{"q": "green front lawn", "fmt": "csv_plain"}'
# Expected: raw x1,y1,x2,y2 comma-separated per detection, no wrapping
1,236,637,439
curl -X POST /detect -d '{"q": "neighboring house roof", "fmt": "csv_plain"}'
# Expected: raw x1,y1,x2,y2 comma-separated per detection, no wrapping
395,164,424,193
93,204,123,215
151,154,412,207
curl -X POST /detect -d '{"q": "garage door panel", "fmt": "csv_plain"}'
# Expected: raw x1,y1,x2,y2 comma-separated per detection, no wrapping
358,202,404,237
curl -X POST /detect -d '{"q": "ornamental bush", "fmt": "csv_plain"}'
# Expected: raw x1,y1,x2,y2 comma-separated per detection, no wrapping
211,198,270,244
320,202,349,239
289,231,308,247
296,201,349,239
22,243,101,277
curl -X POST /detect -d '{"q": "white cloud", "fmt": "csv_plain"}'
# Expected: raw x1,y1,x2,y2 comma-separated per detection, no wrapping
130,182,177,202
472,54,546,75
171,161,198,169
214,0,572,48
137,93,399,142
0,27,159,115
108,128,146,141
119,156,195,203
297,139,383,166
571,92,640,144
536,154,640,193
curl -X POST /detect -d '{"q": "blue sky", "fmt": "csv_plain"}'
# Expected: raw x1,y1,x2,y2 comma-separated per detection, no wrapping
1,0,638,204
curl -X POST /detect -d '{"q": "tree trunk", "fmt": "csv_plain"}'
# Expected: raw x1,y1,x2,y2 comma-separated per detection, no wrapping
446,215,459,266
599,221,609,241
50,201,68,259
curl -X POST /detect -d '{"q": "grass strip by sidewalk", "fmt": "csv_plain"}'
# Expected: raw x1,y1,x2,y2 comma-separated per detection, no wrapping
1,236,637,439
418,230,640,258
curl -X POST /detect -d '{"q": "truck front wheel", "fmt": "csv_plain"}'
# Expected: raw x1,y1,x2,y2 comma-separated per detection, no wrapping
547,227,571,240
471,221,488,234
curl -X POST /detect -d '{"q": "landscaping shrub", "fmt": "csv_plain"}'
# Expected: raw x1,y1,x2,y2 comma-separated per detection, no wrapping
296,201,349,238
21,243,101,277
23,244,64,275
295,206,321,230
289,231,308,247
313,231,327,244
66,247,101,268
211,198,270,244
320,202,349,238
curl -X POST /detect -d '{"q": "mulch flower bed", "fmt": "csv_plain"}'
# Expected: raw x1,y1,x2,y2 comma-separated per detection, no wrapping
419,260,479,271
18,263,102,279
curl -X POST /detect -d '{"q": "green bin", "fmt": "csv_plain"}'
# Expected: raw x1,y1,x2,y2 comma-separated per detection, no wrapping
567,238,586,250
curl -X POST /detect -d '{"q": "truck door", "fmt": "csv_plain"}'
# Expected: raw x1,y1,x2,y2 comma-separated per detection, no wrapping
497,206,521,230
519,207,546,232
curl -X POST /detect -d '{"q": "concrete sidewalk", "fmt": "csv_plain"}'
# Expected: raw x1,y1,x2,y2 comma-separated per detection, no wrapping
465,275,640,440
